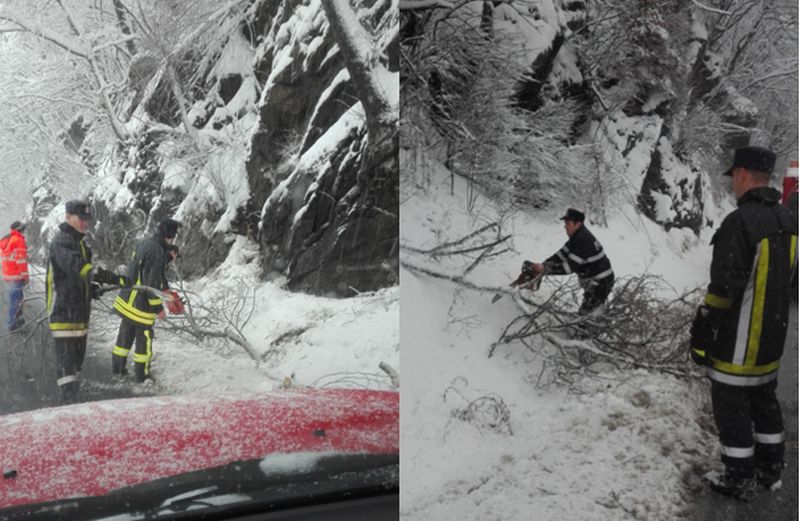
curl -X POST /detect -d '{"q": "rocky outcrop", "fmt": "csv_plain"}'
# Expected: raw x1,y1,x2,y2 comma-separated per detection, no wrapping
30,0,398,297
251,0,399,296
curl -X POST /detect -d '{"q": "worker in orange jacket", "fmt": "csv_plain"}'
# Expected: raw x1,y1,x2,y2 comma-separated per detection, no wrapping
0,221,28,331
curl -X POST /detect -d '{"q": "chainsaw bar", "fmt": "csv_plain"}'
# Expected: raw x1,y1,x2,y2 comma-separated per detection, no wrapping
491,266,549,304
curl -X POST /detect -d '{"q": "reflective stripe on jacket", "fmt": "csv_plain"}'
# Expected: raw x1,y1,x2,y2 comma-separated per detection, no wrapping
114,232,171,327
544,225,614,284
703,187,797,386
0,230,28,282
47,223,94,337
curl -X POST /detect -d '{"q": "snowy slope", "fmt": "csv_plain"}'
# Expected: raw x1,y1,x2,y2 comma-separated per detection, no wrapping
399,152,724,520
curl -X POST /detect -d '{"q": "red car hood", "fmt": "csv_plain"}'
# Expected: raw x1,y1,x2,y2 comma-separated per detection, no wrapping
0,389,398,508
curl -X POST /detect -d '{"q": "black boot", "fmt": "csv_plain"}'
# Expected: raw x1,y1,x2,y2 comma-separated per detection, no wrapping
112,355,128,376
704,471,756,503
58,380,81,405
756,462,785,491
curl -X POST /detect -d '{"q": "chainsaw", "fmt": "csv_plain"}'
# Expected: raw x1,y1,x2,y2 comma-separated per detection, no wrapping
491,261,548,304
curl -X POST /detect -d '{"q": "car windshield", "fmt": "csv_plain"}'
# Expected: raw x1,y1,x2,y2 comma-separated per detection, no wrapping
0,453,399,520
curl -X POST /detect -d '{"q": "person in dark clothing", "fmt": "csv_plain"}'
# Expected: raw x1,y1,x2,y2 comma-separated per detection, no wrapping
46,200,131,405
112,219,180,383
691,146,798,502
529,208,615,314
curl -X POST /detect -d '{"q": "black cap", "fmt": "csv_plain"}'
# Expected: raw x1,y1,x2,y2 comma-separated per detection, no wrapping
722,146,776,177
65,200,92,220
9,221,25,232
559,208,585,223
157,219,180,239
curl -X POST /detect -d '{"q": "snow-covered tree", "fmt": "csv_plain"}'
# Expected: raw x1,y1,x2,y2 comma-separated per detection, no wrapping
401,1,590,211
401,0,796,231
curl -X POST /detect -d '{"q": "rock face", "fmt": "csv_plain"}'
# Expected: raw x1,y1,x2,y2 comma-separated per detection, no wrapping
29,0,399,297
285,132,400,296
248,0,399,296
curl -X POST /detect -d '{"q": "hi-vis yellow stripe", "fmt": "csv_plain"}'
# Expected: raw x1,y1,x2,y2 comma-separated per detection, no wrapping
115,297,155,319
46,263,53,313
745,238,769,367
791,235,797,270
50,322,87,330
711,356,780,376
705,293,733,309
114,296,156,326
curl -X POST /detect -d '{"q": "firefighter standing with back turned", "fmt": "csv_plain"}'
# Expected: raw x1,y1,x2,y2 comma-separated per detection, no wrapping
47,200,132,405
112,219,181,384
691,146,798,502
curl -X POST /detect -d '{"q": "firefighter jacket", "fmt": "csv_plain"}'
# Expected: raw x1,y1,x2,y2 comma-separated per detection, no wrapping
0,229,28,282
46,223,94,338
699,187,798,387
113,232,171,327
544,224,614,286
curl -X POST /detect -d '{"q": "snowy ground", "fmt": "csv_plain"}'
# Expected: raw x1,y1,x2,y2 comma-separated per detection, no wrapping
399,156,728,520
87,236,399,398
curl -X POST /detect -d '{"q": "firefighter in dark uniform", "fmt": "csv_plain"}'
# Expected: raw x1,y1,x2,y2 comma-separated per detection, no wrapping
46,200,131,404
530,208,615,314
112,219,180,383
691,146,798,502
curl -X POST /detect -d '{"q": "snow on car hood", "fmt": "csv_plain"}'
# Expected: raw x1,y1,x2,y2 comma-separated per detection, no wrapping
0,389,398,508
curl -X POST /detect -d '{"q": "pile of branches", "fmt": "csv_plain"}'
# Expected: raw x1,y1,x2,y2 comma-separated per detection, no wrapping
89,274,262,365
490,274,704,386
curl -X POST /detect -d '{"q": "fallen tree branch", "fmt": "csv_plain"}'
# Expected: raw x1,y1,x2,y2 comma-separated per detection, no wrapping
379,362,400,389
435,234,510,257
400,222,498,256
491,274,705,386
401,257,499,291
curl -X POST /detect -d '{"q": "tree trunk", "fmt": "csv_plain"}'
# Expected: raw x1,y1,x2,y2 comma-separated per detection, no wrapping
112,0,139,56
320,0,394,142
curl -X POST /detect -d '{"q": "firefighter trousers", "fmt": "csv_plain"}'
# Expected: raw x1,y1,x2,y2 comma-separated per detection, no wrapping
711,379,785,479
579,274,615,315
112,320,154,382
53,336,87,404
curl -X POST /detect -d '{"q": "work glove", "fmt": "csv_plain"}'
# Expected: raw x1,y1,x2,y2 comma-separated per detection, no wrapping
90,281,103,300
689,305,716,367
520,260,536,282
